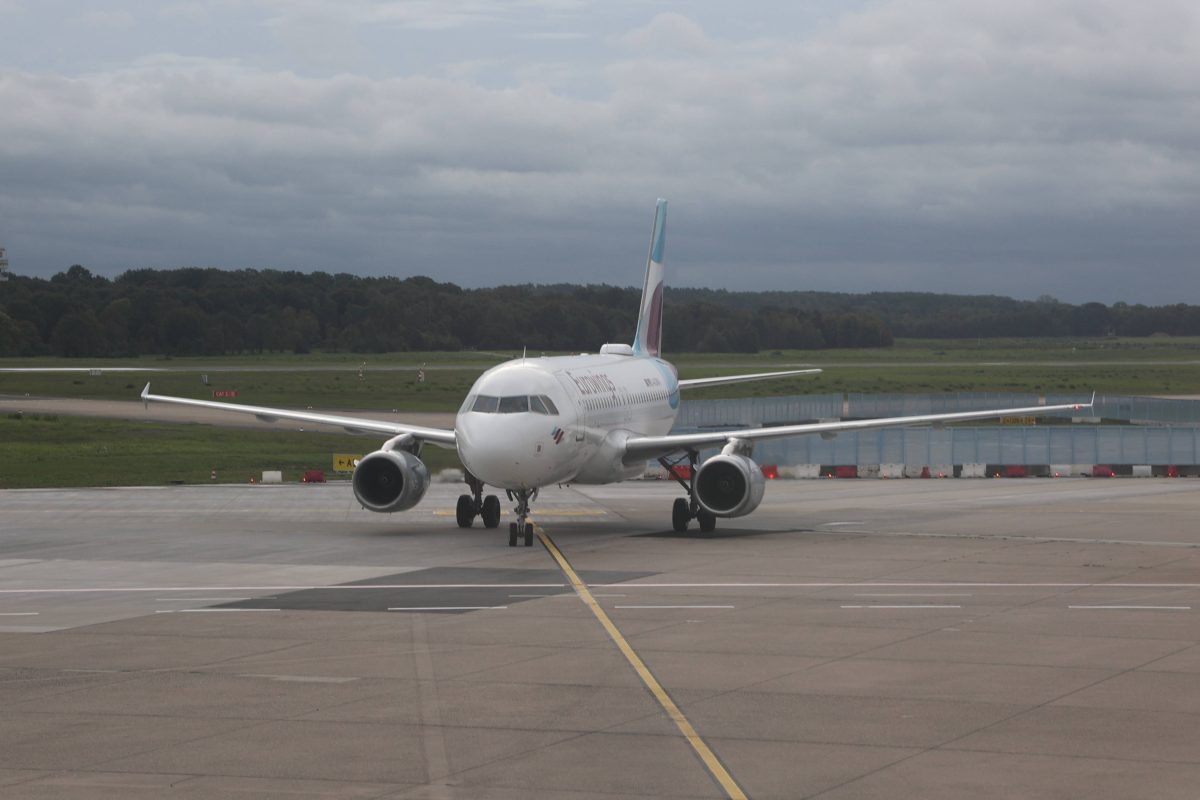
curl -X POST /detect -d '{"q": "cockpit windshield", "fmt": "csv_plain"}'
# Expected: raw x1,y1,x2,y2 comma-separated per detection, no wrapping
468,394,559,415
498,395,529,414
470,395,499,413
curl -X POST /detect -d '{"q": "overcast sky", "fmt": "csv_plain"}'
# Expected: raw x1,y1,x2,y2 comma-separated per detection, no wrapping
1,1,1198,304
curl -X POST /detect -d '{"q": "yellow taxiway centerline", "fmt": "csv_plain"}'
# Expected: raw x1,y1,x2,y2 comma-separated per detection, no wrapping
536,526,748,800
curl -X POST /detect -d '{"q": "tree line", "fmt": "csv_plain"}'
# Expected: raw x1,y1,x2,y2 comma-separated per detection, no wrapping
0,266,892,357
2,265,1196,358
670,288,1200,339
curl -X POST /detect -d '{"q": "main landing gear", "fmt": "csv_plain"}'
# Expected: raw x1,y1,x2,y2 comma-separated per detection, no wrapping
660,451,716,534
506,488,538,547
456,472,501,529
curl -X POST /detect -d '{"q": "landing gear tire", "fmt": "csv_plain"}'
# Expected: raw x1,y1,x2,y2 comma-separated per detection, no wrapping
697,509,717,533
481,495,501,528
455,494,476,528
671,497,690,532
505,488,537,547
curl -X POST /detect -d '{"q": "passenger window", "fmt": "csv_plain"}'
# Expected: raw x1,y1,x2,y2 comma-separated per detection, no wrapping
498,395,530,414
540,395,559,415
471,395,499,413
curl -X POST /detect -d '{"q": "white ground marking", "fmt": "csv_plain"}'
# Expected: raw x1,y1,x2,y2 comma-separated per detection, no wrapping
509,592,626,598
819,521,865,527
240,674,359,684
0,584,567,593
153,597,255,602
2,582,1199,594
0,612,39,616
854,593,974,597
615,605,736,610
387,606,508,611
1068,605,1192,610
804,528,1200,548
841,605,963,609
154,608,280,613
596,582,1200,588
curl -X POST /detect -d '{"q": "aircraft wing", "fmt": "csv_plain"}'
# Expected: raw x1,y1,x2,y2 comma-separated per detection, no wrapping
140,384,457,445
623,396,1092,462
677,368,822,389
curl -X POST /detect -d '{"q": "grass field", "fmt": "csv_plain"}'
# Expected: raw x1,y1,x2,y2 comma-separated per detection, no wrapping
3,338,1199,488
5,337,1200,412
0,414,464,490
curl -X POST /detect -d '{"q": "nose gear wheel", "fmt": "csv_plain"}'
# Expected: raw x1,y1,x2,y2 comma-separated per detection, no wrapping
506,488,538,546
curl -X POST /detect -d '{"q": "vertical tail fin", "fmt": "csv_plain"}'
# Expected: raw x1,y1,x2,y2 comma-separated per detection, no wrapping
632,198,667,358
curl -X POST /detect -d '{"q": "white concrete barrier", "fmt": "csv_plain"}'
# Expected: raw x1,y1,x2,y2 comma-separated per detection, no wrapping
1132,465,1152,477
780,464,822,479
858,464,881,479
642,465,668,480
903,465,926,479
261,470,282,484
1049,464,1071,477
879,463,905,479
930,464,952,479
960,463,987,478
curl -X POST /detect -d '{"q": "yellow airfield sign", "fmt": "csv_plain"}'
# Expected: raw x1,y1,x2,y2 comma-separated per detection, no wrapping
333,454,362,473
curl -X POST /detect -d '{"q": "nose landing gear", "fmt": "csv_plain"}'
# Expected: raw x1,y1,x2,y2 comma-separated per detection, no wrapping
506,488,538,547
456,472,501,529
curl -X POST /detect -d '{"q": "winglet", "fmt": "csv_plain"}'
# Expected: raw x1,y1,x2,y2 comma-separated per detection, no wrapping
141,382,151,409
1073,391,1096,412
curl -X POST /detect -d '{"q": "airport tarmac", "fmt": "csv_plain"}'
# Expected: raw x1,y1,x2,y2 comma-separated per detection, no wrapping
1,478,1199,799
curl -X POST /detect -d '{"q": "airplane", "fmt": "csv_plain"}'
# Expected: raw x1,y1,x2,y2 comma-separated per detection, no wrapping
142,199,1092,546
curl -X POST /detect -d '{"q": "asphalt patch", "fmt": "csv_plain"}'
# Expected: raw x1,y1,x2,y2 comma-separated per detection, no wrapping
636,527,809,539
217,565,656,614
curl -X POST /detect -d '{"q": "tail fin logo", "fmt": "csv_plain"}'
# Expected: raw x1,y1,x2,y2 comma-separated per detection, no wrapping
633,198,667,358
643,281,663,358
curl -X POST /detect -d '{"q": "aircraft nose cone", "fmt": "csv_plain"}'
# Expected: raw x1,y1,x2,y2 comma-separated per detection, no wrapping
456,413,559,489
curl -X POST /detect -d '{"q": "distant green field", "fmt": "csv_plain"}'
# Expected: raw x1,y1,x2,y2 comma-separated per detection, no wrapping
0,414,463,489
4,337,1200,411
4,337,1199,489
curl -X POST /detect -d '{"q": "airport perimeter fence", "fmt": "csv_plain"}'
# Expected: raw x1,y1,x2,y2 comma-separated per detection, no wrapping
849,392,1200,425
746,425,1200,470
675,392,1200,428
671,393,1200,471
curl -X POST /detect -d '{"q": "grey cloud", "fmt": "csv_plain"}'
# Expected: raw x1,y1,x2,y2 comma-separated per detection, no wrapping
1,0,1198,304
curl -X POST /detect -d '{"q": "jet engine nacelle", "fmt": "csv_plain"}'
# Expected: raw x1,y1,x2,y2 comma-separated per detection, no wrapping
695,454,765,518
352,449,430,513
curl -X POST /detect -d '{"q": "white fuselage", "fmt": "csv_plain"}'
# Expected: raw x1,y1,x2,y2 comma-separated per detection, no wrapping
455,353,680,490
